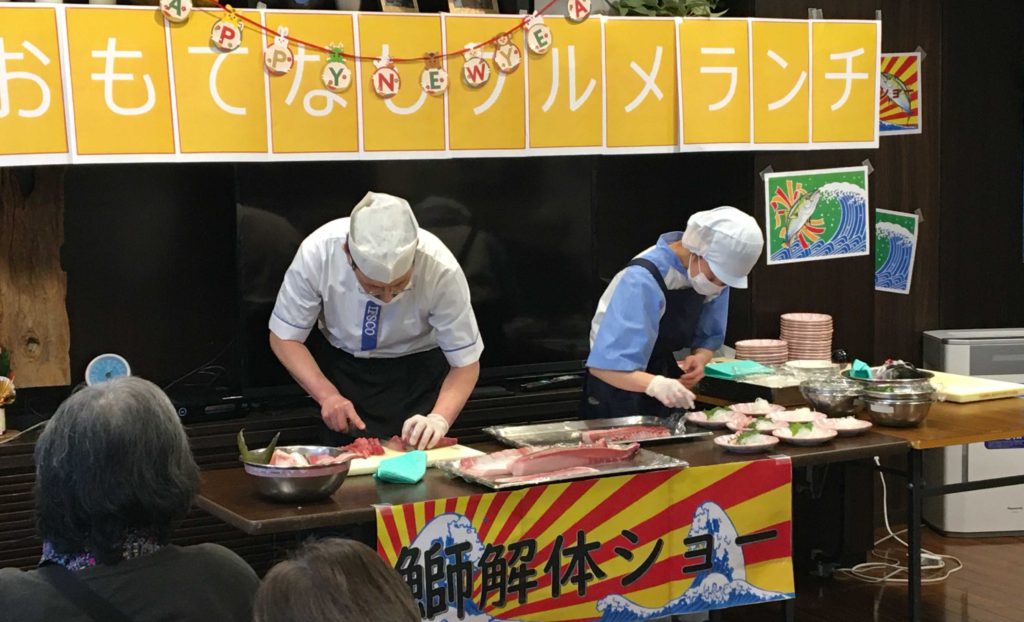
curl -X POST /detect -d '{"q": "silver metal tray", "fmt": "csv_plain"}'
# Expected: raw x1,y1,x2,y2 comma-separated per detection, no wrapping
436,449,688,490
483,415,712,448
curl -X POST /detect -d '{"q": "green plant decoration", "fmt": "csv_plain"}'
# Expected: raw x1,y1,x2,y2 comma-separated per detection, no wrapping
612,0,726,17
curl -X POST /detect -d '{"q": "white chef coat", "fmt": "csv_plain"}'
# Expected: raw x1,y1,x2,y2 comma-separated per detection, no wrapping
270,218,484,368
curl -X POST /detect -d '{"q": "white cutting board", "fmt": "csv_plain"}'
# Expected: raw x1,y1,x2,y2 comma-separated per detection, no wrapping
924,370,1024,403
348,444,484,477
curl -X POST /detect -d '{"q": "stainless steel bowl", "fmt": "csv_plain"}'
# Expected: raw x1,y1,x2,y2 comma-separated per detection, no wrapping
860,396,933,427
241,445,351,503
799,379,864,417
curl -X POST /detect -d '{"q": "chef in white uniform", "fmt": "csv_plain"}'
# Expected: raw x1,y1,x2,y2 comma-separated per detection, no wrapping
269,192,483,449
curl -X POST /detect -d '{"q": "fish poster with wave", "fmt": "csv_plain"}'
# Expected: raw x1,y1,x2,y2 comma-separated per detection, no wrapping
875,209,919,295
376,459,794,622
879,52,922,136
765,165,870,265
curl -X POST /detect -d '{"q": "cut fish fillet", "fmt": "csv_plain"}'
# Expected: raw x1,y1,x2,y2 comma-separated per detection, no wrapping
458,448,533,478
495,467,601,485
507,442,640,477
580,426,670,443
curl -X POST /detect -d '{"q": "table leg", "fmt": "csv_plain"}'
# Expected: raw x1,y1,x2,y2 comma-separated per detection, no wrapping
907,450,923,622
708,610,723,622
782,598,795,622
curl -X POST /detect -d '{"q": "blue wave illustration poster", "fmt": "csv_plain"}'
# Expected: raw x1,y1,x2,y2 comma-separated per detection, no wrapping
764,166,871,265
874,209,919,294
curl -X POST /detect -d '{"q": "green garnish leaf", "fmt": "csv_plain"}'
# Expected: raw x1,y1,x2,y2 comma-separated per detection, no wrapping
736,429,761,443
237,429,281,465
789,422,814,435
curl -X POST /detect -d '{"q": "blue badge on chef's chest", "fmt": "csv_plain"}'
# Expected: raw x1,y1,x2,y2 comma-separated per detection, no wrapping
361,301,381,351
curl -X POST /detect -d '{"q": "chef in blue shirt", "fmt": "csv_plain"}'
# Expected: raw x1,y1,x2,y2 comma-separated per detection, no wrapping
269,192,483,449
583,207,764,419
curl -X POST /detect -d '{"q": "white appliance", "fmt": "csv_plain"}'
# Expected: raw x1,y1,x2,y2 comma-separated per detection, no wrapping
922,328,1024,536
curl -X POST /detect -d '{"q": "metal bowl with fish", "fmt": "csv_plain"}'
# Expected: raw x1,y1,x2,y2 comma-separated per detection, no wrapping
241,445,354,503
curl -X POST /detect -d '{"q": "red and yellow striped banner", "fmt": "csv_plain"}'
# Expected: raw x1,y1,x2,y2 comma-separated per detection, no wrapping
376,459,794,622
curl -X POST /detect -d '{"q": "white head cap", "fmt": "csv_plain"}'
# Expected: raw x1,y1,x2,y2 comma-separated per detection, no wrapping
680,206,764,289
348,192,419,283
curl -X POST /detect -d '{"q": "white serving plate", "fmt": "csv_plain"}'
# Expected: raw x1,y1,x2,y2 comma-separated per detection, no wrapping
818,417,873,437
685,410,733,429
772,426,838,446
714,433,780,453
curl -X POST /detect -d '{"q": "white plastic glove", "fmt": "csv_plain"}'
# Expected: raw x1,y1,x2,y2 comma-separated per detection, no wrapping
644,375,696,409
402,413,450,450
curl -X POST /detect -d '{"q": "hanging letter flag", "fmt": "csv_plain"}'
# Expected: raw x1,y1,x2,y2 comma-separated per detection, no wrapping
372,55,401,98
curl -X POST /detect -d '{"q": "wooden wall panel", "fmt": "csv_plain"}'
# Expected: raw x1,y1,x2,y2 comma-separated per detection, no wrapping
0,168,70,387
938,1,1024,331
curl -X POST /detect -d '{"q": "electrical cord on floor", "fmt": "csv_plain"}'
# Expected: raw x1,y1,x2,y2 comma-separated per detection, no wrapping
834,456,964,584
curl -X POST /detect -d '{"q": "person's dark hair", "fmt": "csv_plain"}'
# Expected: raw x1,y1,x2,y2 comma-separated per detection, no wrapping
34,377,199,563
254,538,420,622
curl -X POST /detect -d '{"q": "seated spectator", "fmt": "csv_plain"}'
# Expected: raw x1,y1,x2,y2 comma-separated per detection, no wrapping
254,538,420,622
0,377,259,622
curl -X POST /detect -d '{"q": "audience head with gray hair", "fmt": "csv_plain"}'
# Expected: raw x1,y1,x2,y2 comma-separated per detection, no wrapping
34,376,199,565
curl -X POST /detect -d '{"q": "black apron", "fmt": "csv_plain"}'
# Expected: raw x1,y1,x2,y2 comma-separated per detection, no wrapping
312,340,450,445
582,258,707,419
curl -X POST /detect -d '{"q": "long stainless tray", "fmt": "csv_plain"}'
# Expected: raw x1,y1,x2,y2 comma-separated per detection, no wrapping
483,415,712,447
436,449,688,490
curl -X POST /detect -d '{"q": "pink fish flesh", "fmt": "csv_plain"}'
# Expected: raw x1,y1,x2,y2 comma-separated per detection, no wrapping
506,442,640,477
270,449,359,467
580,426,670,443
458,448,533,478
495,467,601,485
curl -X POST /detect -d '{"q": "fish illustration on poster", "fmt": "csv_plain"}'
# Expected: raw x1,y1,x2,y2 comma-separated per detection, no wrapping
875,209,919,295
764,166,870,265
879,52,922,135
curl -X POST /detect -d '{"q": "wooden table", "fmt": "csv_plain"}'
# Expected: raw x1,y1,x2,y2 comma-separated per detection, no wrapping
197,433,908,536
868,398,1024,622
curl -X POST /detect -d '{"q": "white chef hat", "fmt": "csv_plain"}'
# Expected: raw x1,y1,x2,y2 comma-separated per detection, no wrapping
680,206,764,289
348,192,419,283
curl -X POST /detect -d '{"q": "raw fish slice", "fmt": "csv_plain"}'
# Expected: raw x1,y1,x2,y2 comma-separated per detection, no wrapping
507,442,640,477
458,447,533,478
495,467,601,485
580,426,670,443
270,449,309,467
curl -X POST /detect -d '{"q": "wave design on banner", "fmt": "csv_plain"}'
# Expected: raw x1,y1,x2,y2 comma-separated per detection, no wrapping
595,501,793,621
875,220,915,290
770,182,868,262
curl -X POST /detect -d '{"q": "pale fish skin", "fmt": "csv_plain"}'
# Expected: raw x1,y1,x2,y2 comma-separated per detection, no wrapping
783,189,821,247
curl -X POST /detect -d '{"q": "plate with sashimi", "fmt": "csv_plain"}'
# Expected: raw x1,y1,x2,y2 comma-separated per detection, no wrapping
437,440,688,489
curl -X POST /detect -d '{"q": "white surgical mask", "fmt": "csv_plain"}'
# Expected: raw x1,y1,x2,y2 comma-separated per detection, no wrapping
688,255,725,297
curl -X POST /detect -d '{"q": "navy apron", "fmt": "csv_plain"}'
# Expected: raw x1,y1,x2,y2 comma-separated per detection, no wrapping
311,339,450,446
582,258,707,419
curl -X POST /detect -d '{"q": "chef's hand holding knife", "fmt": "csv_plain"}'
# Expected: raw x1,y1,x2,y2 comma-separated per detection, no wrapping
403,414,450,450
320,394,366,433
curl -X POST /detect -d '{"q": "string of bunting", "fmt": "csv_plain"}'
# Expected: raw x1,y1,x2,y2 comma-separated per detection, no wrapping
157,0,586,97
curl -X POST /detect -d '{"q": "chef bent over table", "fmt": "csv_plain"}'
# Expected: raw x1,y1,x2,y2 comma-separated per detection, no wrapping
583,207,765,420
268,192,483,450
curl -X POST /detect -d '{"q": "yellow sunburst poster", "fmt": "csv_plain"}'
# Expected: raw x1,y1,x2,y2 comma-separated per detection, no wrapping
879,52,921,136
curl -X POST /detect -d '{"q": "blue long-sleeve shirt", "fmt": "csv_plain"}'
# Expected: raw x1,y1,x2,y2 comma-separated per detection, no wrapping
587,232,729,372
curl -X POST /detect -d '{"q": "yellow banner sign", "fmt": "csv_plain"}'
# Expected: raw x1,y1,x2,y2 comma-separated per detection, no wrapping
0,7,68,158
0,6,881,165
377,460,794,621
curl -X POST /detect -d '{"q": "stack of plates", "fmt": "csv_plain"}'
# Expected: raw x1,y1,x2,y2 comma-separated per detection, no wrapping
781,313,833,361
734,339,788,365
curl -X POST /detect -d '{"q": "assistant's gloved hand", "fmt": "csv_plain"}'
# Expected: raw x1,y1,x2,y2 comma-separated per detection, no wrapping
644,375,696,409
402,413,450,450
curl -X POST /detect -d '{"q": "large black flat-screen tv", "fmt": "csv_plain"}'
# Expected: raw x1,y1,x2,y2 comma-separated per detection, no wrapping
235,158,596,391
